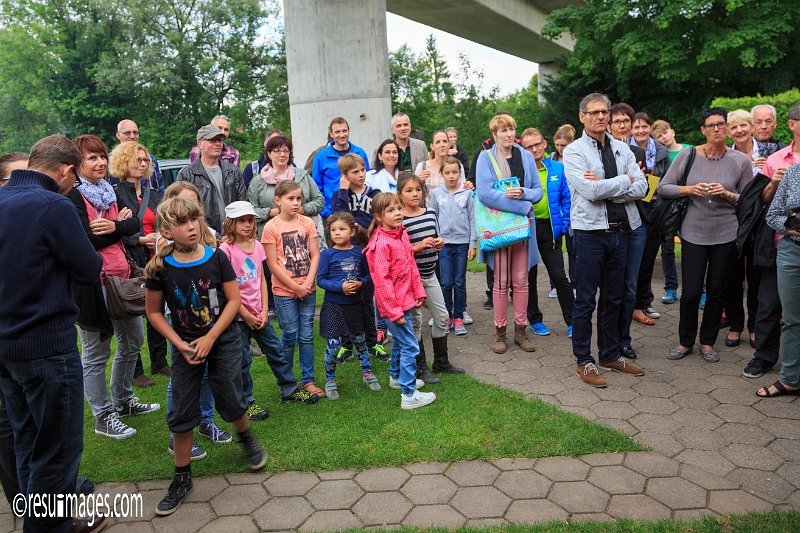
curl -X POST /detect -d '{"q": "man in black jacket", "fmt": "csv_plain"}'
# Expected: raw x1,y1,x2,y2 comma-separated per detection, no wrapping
0,135,106,532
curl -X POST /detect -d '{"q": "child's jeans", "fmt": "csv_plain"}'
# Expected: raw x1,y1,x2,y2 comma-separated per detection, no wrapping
439,243,469,319
388,311,419,395
324,333,371,381
238,320,300,400
167,350,214,426
274,292,317,384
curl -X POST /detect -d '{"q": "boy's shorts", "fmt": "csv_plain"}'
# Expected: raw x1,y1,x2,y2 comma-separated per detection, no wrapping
168,326,246,433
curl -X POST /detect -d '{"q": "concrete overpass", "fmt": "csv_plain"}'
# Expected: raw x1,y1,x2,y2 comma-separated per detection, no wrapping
283,0,576,163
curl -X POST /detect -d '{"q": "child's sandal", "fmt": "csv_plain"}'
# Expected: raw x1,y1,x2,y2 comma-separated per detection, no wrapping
303,382,326,398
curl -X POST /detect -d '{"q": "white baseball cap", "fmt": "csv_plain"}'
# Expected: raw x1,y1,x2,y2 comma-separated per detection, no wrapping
225,201,256,219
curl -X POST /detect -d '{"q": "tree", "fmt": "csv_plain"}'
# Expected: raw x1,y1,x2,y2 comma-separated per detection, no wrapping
540,0,800,140
0,0,287,158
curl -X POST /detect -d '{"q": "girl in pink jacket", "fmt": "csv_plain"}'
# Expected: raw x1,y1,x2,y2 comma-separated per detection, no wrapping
364,192,436,410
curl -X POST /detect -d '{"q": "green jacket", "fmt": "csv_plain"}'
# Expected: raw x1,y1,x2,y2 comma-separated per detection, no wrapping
247,167,325,238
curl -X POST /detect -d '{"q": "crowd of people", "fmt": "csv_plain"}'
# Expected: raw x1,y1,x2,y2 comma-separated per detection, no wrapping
0,94,799,530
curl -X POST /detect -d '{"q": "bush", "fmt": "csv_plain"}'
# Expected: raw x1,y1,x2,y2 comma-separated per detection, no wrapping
711,89,800,145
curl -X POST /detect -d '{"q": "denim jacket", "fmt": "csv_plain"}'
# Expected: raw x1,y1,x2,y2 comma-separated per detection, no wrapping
563,131,647,231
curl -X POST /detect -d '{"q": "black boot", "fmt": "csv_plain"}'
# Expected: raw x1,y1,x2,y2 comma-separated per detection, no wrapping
431,336,465,374
416,340,440,384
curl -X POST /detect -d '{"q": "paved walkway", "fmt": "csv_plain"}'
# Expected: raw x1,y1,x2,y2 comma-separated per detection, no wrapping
2,268,797,531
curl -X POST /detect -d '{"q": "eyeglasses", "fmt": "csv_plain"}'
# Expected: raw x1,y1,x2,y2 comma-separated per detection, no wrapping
611,118,631,126
271,149,290,155
583,109,610,118
71,166,81,187
703,122,727,130
136,157,149,165
523,140,545,151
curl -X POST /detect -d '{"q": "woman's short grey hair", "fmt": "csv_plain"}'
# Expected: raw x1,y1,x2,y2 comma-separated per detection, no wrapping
579,93,611,113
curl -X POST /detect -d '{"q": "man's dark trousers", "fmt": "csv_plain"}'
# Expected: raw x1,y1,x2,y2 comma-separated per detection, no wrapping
528,219,573,326
0,347,83,532
572,229,628,365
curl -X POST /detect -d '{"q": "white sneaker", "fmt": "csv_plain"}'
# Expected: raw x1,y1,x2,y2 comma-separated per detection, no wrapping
462,311,474,325
401,390,437,410
389,376,424,389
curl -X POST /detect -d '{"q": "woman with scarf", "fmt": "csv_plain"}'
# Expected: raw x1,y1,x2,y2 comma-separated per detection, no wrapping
247,135,325,313
69,135,160,441
628,112,672,340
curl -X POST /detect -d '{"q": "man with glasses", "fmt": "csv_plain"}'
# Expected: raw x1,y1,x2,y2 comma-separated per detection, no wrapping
752,104,787,158
520,128,574,339
0,135,107,532
116,118,164,191
564,93,648,388
178,124,246,234
189,115,241,167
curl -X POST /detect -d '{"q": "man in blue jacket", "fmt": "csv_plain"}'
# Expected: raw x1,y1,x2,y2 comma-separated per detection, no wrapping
312,117,369,219
0,135,105,532
521,128,574,338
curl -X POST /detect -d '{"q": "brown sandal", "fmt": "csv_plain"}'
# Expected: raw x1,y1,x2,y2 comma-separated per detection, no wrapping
633,314,656,326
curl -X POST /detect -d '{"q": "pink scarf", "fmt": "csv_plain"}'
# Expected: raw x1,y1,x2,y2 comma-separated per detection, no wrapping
260,165,295,185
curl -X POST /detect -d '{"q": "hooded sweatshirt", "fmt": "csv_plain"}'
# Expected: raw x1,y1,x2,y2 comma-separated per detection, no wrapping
363,225,426,322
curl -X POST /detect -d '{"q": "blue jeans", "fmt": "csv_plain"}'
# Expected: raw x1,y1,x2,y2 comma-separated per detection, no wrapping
387,311,419,395
0,349,83,532
777,239,800,387
274,292,317,384
572,229,628,366
618,223,647,349
238,321,299,399
324,334,371,381
167,351,214,426
439,244,469,319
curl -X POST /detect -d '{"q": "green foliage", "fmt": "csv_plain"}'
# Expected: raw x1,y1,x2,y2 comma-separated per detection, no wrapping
0,0,288,159
712,88,800,145
389,35,539,155
540,0,800,145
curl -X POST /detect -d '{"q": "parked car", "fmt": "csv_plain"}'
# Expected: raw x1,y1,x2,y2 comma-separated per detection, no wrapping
158,159,190,188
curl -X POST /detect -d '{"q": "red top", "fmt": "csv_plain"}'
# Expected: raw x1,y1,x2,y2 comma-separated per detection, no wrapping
363,225,426,322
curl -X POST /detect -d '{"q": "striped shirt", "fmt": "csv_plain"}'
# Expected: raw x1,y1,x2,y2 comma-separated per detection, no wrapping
403,209,439,278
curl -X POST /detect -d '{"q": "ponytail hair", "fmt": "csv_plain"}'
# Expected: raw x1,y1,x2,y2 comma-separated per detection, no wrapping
367,192,402,239
145,197,206,279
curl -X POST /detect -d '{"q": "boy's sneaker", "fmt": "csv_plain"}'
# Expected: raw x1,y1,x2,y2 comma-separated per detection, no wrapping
389,376,425,389
372,343,390,362
530,322,551,336
699,292,706,310
363,372,381,391
325,380,340,400
239,431,267,471
452,318,467,336
280,388,319,404
199,421,232,444
247,400,270,421
661,289,678,304
116,397,160,418
568,325,573,338
168,439,207,461
743,358,773,379
376,329,388,346
250,342,263,358
462,311,474,325
548,288,558,298
155,472,192,516
401,390,437,410
95,411,136,440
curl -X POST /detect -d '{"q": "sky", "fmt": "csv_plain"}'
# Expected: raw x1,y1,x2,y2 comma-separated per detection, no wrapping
386,13,539,96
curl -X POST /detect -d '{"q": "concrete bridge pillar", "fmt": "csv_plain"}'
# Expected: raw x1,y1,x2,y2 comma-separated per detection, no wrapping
283,0,392,165
537,62,560,104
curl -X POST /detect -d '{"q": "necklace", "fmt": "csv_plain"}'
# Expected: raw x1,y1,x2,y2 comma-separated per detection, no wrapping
702,146,727,161
174,243,199,254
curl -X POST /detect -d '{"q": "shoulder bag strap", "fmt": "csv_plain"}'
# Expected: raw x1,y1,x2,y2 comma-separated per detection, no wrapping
678,147,696,187
137,186,150,222
482,148,503,180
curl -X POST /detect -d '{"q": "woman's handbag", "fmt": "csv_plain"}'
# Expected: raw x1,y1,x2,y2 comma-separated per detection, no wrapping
650,146,696,237
475,150,531,252
103,249,147,320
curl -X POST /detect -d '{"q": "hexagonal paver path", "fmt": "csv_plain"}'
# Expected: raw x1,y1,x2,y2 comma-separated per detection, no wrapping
22,268,797,531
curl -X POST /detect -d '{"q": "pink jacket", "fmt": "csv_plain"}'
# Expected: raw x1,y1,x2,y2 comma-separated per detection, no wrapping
363,225,426,322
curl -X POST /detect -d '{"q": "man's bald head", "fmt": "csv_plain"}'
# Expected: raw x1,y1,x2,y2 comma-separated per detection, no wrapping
116,119,139,142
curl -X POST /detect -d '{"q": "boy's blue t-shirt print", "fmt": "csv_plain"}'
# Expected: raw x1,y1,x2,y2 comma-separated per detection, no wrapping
145,246,237,340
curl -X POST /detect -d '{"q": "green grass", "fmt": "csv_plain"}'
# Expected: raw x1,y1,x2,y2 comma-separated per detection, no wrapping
338,512,800,532
79,326,642,482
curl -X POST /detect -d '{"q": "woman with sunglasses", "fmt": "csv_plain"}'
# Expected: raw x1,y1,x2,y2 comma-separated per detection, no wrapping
658,108,753,364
